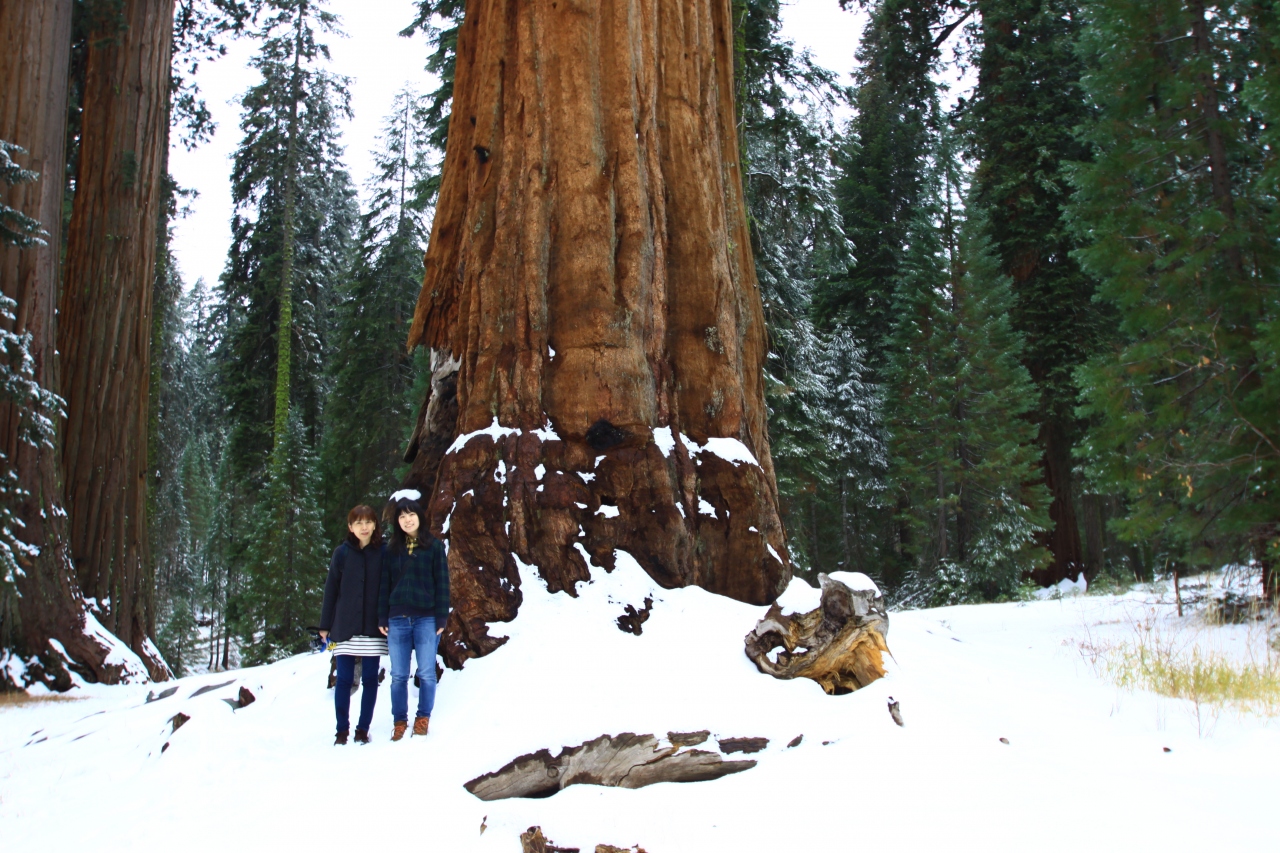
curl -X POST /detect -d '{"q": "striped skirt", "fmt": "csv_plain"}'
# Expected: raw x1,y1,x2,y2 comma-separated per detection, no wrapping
329,634,388,657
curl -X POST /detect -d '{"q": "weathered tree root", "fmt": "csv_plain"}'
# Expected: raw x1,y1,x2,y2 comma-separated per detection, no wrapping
744,573,890,695
466,732,760,801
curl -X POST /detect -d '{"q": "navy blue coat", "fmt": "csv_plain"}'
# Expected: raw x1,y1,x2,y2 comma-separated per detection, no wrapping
319,541,383,642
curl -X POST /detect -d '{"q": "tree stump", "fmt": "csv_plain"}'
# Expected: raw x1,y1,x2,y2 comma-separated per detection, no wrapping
744,573,890,695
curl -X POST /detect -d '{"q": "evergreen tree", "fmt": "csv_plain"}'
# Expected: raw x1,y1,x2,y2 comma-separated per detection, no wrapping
1071,0,1278,587
321,88,433,538
816,0,956,371
884,144,1050,604
401,0,464,159
732,0,886,578
962,0,1105,585
215,0,355,488
214,0,356,658
0,141,61,598
241,412,327,662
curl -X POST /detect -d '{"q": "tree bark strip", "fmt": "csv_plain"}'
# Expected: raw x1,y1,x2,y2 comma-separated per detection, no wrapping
406,0,789,666
1,0,143,688
59,0,175,679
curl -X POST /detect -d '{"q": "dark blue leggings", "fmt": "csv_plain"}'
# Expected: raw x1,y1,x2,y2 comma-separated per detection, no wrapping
333,655,380,734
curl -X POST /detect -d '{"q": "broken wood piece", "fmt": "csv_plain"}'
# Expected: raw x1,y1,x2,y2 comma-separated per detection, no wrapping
667,730,709,747
519,826,579,853
717,736,768,754
744,572,890,694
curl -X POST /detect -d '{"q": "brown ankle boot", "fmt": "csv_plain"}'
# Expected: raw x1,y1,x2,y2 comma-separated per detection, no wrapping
391,721,408,741
353,729,370,744
334,731,349,745
412,716,430,736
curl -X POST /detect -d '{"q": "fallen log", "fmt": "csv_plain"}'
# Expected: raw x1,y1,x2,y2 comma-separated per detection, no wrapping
744,572,890,694
466,732,759,801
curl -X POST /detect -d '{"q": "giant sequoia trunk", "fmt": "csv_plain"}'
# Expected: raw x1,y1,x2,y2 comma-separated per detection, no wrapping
59,0,175,680
404,0,790,666
0,0,147,688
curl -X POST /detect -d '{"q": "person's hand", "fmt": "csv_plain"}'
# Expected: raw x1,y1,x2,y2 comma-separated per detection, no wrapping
318,630,328,641
380,626,388,636
436,628,444,635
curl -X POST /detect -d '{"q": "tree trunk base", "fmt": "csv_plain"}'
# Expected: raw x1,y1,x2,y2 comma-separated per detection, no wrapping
744,573,890,694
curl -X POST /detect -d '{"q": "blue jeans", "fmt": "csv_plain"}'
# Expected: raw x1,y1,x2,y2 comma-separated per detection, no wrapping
334,655,380,734
387,616,438,723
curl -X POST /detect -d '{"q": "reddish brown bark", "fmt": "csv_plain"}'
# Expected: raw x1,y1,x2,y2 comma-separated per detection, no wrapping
1,0,146,688
1030,420,1084,586
59,0,175,679
405,0,790,667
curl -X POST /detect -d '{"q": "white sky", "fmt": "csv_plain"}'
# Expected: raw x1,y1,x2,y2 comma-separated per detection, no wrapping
168,0,864,291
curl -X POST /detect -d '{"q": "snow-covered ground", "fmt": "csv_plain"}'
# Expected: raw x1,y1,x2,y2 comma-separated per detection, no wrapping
2,565,1276,852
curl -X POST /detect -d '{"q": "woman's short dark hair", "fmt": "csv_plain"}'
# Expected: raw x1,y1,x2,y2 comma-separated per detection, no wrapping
387,497,427,554
345,504,383,549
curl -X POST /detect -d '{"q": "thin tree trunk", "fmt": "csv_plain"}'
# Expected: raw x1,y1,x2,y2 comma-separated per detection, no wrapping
1,0,148,688
59,0,174,681
1082,492,1104,581
405,0,788,666
1031,420,1084,586
1189,0,1242,277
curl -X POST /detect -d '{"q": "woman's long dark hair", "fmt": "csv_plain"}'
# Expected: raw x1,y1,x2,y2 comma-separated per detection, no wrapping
387,497,427,555
344,504,383,549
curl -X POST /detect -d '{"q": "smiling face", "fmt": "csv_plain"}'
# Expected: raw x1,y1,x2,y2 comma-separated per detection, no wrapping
397,509,421,537
349,517,376,547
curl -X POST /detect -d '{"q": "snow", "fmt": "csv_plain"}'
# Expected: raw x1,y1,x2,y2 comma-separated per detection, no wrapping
1035,572,1088,600
652,426,675,458
389,488,422,503
595,505,620,519
699,437,761,468
825,570,880,595
697,498,717,518
4,577,1278,852
446,417,521,455
775,576,822,613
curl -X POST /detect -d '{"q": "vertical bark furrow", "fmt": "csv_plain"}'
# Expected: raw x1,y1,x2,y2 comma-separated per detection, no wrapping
408,0,788,667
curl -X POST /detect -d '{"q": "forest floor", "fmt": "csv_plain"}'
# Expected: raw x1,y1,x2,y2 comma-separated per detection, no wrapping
1,564,1276,852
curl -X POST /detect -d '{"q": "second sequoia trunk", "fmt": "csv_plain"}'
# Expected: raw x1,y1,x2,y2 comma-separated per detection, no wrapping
59,0,175,679
405,0,789,666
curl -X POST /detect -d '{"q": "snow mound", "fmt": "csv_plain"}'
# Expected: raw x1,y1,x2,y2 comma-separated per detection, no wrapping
3,569,1277,852
1035,572,1087,599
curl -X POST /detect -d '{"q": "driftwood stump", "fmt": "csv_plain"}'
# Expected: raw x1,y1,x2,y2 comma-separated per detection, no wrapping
744,573,890,694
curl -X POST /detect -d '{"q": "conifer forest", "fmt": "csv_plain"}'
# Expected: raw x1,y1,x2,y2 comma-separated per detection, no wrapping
1,0,1278,691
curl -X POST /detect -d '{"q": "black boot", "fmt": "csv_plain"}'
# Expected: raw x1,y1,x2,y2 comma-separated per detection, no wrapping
334,730,349,745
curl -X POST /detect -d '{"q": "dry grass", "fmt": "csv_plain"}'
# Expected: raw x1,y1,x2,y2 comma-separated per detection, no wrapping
0,691,82,708
1078,611,1280,725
